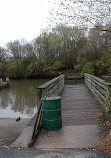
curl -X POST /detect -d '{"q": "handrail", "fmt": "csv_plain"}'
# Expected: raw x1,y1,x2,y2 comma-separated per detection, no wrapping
65,73,84,84
37,75,64,89
37,75,64,106
28,101,43,147
84,73,111,86
28,74,65,147
84,73,111,110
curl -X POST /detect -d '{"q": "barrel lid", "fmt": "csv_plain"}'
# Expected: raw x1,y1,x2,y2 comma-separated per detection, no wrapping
42,96,61,100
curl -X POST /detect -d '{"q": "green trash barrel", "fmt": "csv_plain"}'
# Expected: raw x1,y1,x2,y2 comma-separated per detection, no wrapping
42,96,62,131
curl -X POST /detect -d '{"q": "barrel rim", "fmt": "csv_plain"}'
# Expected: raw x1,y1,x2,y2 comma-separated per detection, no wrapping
42,96,61,100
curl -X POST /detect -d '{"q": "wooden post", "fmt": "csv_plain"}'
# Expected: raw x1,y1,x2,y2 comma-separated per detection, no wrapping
6,77,9,83
75,78,76,84
37,88,42,108
73,76,76,84
106,85,111,113
0,78,2,83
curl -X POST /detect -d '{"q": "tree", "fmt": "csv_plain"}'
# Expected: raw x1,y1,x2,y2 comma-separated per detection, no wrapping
33,31,61,62
7,40,22,59
0,47,6,61
22,42,35,58
50,0,111,32
54,25,87,70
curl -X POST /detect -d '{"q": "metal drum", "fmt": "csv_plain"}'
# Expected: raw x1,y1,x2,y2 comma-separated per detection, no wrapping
42,96,62,131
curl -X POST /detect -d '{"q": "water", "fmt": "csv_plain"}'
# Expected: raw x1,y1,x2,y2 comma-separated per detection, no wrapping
0,79,49,118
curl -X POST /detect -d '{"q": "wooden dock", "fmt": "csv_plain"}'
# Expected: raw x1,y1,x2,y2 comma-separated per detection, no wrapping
0,82,10,89
33,83,100,149
11,73,111,151
0,78,10,89
62,84,99,126
10,74,111,150
27,73,111,148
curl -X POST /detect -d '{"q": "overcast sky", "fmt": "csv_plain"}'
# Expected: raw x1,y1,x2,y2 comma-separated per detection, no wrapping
0,0,52,47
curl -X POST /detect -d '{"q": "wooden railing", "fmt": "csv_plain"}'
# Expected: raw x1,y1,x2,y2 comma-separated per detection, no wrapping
28,74,65,147
37,74,65,106
65,73,84,84
84,73,111,110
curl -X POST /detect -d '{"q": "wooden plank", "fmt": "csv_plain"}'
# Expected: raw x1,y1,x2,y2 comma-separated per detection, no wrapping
61,84,99,126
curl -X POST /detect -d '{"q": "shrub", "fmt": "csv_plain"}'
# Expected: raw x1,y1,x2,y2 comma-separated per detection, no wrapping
81,62,94,74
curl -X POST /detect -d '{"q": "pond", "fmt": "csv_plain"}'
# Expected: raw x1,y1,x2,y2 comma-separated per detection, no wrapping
0,79,49,118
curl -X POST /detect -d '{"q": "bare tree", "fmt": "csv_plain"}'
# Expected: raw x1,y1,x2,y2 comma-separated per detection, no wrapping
50,0,111,32
7,40,22,59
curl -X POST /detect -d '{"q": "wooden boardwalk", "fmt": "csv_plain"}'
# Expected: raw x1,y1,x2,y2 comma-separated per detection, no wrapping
62,84,99,126
33,84,101,149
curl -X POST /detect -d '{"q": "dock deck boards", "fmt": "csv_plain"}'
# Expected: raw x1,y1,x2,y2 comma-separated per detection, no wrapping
33,84,101,149
62,84,99,126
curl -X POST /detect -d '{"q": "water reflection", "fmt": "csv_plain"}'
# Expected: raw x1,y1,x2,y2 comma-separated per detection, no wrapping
0,79,49,118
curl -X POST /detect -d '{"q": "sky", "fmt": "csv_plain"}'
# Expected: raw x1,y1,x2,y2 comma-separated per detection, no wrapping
0,0,52,47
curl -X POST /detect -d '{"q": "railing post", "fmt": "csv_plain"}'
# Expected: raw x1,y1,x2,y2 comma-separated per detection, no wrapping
62,75,65,89
6,77,9,83
106,85,111,113
74,77,76,84
0,78,2,83
37,88,42,108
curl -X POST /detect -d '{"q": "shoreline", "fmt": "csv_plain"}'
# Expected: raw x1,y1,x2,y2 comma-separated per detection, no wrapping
0,82,10,89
